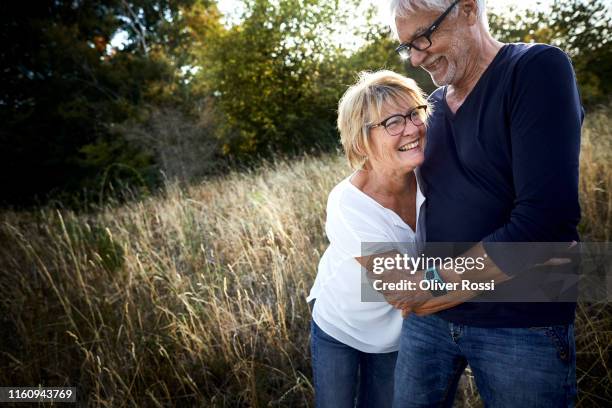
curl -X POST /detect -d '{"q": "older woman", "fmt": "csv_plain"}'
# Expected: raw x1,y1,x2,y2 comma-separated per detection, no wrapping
307,70,430,408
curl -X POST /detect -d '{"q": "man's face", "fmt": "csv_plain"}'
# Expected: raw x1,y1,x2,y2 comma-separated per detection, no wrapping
395,10,469,87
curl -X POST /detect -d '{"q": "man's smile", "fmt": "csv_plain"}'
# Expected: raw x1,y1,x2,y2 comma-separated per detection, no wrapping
423,56,443,71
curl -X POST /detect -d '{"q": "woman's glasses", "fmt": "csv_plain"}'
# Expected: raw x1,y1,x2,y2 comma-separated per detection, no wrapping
369,105,428,137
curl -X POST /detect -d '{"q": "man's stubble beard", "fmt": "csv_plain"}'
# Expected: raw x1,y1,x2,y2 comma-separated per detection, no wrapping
424,38,464,87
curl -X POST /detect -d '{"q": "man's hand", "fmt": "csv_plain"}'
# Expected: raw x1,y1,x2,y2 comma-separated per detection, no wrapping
389,270,470,317
381,269,433,312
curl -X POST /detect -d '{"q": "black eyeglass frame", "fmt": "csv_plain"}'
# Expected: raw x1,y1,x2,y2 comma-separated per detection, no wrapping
394,0,461,59
369,105,428,136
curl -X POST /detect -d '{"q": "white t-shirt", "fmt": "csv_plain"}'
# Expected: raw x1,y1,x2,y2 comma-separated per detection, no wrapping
307,170,426,353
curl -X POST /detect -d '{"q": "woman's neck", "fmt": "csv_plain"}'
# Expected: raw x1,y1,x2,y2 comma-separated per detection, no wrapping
355,167,415,198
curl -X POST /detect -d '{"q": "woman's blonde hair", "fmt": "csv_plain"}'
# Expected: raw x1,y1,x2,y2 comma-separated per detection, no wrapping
337,70,430,169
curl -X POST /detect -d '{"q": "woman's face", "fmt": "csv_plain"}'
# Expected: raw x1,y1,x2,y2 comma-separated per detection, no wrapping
366,96,426,173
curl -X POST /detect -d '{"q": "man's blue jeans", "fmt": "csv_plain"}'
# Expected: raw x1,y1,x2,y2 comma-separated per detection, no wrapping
310,319,397,408
393,314,576,407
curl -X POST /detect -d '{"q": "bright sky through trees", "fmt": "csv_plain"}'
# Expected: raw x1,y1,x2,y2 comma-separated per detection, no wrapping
216,0,557,27
214,0,558,50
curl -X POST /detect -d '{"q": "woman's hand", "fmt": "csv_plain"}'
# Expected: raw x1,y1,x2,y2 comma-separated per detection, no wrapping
394,298,464,317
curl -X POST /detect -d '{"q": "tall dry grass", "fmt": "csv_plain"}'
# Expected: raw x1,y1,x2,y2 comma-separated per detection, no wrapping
0,107,610,407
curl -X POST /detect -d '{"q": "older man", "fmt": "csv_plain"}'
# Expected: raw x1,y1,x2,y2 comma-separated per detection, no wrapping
385,0,583,406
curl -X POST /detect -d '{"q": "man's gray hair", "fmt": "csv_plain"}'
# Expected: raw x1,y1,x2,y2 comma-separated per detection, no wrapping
387,0,488,39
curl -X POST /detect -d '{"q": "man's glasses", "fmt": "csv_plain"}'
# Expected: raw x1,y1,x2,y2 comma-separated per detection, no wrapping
369,105,428,137
395,0,461,60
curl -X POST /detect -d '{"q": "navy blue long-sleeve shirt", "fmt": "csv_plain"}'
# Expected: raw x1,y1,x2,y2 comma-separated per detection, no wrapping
420,43,583,327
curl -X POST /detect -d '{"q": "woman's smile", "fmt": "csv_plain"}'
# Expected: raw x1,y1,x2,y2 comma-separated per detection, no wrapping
398,139,421,152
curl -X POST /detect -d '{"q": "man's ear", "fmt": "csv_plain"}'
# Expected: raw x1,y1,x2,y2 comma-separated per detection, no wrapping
461,0,479,26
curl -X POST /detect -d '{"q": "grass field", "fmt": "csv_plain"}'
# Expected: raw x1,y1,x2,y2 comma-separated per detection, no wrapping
0,106,610,406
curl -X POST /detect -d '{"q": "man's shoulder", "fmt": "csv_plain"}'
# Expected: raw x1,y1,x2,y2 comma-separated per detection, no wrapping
506,42,572,71
494,43,575,98
507,42,554,55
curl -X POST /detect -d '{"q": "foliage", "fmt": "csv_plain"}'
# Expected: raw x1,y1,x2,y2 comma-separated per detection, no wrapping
0,0,610,207
488,0,612,106
0,0,211,207
118,104,221,182
193,0,352,160
342,26,436,95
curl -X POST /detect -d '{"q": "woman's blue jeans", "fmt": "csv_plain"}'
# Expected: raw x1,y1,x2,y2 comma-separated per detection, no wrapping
310,319,397,408
392,313,577,407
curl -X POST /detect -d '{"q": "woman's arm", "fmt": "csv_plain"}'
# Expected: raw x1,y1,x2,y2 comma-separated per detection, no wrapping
355,244,512,316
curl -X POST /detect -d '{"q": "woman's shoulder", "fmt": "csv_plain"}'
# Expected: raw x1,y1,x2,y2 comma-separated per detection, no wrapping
327,176,355,202
324,175,394,248
326,174,387,223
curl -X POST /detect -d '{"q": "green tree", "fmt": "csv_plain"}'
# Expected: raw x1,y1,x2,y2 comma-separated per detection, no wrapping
194,0,359,160
489,0,612,106
0,0,209,207
343,26,436,96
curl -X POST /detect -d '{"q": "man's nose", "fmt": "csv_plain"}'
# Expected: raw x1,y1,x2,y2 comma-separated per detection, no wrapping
410,49,427,68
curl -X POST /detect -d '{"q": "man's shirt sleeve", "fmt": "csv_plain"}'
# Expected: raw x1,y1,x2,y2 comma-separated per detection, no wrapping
483,46,583,275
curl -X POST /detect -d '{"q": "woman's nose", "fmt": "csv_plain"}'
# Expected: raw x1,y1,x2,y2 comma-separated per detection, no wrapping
402,120,418,137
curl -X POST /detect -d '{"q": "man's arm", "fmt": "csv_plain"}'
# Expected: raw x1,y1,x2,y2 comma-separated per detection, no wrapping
481,46,582,274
